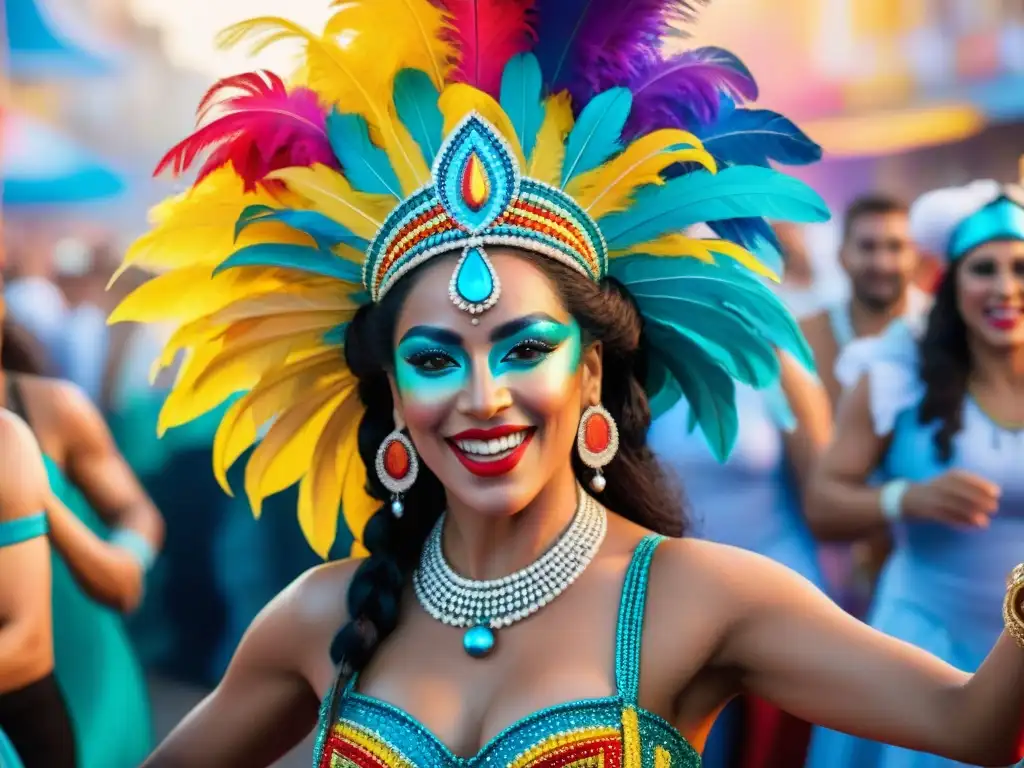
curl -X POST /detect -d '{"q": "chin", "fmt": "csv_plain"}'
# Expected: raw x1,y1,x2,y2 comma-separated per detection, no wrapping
444,476,542,518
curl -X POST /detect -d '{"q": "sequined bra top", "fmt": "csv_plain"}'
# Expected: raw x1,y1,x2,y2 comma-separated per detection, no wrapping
313,535,700,767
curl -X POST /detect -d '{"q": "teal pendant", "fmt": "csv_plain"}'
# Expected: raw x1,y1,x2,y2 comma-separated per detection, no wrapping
456,248,493,303
450,247,500,316
462,624,495,658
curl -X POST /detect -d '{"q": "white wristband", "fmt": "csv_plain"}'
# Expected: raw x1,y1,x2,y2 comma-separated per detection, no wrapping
880,479,910,522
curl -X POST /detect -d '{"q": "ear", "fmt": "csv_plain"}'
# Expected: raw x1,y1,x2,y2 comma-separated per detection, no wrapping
580,340,603,406
386,373,406,430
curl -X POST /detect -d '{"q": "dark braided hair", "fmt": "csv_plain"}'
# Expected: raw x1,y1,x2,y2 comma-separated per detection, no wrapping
325,251,686,702
918,262,969,463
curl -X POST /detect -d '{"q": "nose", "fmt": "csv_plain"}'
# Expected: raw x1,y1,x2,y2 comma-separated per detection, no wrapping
458,361,512,421
995,265,1021,299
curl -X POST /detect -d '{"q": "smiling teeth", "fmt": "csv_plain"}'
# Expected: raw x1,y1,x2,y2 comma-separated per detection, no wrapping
986,307,1021,319
455,431,528,457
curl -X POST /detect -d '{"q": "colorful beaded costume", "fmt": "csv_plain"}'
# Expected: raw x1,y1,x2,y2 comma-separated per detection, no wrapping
108,0,829,764
316,536,701,767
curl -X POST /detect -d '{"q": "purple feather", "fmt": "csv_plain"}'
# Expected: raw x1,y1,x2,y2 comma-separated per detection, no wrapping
533,0,705,107
623,46,759,138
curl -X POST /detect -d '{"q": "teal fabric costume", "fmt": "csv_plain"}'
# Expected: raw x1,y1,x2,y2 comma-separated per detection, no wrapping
0,513,48,768
43,455,152,768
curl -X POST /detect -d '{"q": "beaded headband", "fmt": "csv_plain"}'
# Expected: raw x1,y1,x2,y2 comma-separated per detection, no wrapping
365,113,607,316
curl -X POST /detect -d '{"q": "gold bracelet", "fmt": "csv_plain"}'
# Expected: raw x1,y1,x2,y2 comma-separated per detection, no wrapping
1003,564,1024,650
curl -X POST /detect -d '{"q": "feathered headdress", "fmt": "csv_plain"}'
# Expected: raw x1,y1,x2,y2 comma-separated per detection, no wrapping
110,0,829,558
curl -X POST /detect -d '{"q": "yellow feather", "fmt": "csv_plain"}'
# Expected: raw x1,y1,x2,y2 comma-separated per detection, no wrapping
109,266,295,326
212,349,349,492
438,84,525,167
325,0,454,89
159,327,327,434
218,17,429,193
340,430,376,558
110,167,308,285
267,165,394,240
567,130,717,220
298,392,369,558
527,91,574,186
617,234,780,283
244,381,353,518
193,312,347,392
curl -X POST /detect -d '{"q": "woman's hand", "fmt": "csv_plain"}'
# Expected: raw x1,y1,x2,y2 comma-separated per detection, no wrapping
901,469,1001,529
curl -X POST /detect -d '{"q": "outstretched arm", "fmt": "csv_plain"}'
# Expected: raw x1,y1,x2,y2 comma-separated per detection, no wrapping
0,410,54,690
143,560,355,767
704,544,1024,766
45,379,164,611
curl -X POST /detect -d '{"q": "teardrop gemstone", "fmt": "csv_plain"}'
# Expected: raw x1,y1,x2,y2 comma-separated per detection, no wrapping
455,248,494,304
460,152,490,212
384,439,410,479
463,624,495,658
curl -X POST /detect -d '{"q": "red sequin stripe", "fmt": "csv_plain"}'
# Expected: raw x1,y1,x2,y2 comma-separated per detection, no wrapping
320,734,393,768
498,202,598,274
503,201,597,267
376,205,458,283
524,736,623,767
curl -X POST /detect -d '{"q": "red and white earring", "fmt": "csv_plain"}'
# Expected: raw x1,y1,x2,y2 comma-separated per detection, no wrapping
577,404,619,493
375,430,419,518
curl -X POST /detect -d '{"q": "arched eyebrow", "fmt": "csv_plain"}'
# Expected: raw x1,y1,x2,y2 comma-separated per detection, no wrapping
489,313,563,343
398,313,563,347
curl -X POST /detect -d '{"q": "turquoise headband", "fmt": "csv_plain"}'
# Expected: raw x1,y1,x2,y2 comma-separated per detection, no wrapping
948,196,1024,260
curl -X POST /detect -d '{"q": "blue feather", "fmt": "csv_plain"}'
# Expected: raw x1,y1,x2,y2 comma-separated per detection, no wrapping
694,107,822,168
500,54,545,163
646,320,739,462
532,0,594,86
325,110,402,198
709,217,784,274
393,69,444,166
214,243,362,283
235,205,368,251
600,165,830,248
322,322,350,346
560,87,632,186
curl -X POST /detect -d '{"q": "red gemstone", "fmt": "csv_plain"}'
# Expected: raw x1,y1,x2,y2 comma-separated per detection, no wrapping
584,413,610,454
384,439,410,479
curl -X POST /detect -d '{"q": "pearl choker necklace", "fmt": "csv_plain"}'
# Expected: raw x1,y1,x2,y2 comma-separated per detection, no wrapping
412,489,607,658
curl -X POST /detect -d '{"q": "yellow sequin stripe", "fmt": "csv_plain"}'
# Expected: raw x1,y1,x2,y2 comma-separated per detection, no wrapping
655,745,672,768
503,203,599,269
508,725,620,768
329,722,415,768
621,706,642,768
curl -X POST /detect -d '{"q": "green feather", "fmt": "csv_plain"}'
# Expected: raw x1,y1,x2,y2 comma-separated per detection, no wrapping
600,166,830,248
393,69,444,166
500,54,545,164
561,88,632,187
214,243,362,284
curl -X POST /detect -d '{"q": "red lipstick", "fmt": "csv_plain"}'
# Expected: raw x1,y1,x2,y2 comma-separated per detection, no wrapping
446,426,534,478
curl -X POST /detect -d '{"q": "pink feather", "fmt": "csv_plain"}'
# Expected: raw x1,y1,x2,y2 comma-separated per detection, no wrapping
440,0,538,97
155,71,338,191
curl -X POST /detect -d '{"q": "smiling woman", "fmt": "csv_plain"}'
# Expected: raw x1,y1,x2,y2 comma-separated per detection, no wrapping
107,1,1024,767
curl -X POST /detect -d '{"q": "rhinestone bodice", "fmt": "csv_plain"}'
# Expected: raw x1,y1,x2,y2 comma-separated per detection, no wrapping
313,535,701,767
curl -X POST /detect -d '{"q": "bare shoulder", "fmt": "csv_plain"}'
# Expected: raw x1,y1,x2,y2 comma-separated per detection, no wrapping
21,375,98,432
646,538,820,631
0,409,49,520
236,557,366,688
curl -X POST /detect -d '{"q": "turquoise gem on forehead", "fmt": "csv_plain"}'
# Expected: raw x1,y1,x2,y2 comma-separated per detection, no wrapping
463,624,495,658
455,247,494,304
